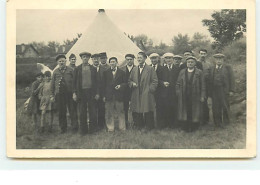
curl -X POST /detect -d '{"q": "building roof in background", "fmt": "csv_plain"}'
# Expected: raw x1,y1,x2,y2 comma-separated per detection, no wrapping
16,44,39,55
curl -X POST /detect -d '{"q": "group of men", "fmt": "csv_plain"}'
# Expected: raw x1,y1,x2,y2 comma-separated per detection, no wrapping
50,49,235,135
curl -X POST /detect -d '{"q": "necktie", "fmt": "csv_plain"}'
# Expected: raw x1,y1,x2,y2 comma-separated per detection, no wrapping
153,65,156,70
139,65,143,68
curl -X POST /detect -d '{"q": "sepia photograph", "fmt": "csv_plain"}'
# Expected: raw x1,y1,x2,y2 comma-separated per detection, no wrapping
6,0,256,158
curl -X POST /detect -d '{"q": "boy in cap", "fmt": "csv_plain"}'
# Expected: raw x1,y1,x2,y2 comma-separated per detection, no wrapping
73,52,99,135
129,52,158,130
121,54,136,129
102,57,127,132
51,54,77,134
208,53,235,128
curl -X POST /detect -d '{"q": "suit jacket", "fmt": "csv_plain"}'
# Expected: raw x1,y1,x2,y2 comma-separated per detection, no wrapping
121,65,135,102
208,64,235,97
152,64,168,100
73,64,98,100
102,68,127,102
165,64,181,101
129,64,158,113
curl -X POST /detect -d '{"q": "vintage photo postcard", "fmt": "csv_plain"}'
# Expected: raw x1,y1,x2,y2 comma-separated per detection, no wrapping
6,0,256,158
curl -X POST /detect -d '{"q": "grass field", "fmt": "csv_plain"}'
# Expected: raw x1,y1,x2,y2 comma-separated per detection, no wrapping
16,98,246,149
16,63,246,149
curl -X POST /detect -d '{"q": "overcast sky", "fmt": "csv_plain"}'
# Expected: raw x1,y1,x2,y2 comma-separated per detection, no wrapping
16,9,215,45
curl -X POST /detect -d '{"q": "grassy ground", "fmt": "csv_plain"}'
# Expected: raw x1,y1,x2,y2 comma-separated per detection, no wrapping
16,63,246,149
16,98,246,149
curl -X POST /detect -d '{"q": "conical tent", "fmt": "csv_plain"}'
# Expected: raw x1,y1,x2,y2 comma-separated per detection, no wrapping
66,9,143,66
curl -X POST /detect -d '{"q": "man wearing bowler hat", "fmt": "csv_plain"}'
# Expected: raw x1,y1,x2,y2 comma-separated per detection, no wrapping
51,54,77,133
73,52,99,135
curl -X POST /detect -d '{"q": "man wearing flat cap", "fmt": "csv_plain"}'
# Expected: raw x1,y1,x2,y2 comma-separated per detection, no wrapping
176,56,206,132
180,50,202,70
149,53,168,128
162,53,182,128
129,51,158,130
91,53,104,131
51,54,77,134
73,52,99,135
120,54,136,129
207,53,235,128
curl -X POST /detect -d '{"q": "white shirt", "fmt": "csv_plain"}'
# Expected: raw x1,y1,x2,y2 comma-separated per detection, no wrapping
111,67,117,76
167,64,172,70
127,65,133,73
187,68,195,73
139,63,145,74
216,64,223,69
152,64,158,71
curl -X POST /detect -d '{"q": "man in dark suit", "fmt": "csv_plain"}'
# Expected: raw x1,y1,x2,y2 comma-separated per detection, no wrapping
73,52,99,135
149,53,168,128
208,53,235,128
96,52,110,129
102,57,127,132
120,54,135,129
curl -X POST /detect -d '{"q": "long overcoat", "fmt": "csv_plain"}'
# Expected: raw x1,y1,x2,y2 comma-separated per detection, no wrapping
129,64,158,113
176,68,206,122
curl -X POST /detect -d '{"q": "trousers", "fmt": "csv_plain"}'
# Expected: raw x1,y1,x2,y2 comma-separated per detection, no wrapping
132,111,155,130
105,100,125,131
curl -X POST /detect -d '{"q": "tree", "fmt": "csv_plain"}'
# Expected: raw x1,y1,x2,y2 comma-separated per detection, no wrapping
202,9,246,49
132,34,153,51
190,32,212,56
63,33,82,46
47,41,60,56
172,33,191,54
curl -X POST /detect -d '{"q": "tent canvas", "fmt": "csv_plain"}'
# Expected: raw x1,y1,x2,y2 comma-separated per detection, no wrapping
66,9,147,66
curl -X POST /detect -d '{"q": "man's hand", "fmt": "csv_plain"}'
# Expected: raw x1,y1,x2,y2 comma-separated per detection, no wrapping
229,92,234,96
95,94,100,100
200,97,205,102
50,96,55,102
163,82,170,87
103,97,106,102
132,82,138,88
115,85,121,90
73,93,77,102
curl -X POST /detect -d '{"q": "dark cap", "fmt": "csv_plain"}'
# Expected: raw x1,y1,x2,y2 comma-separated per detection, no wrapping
79,52,91,58
109,57,118,63
55,54,66,61
125,54,135,59
186,56,197,61
99,52,107,58
69,53,76,59
91,53,100,58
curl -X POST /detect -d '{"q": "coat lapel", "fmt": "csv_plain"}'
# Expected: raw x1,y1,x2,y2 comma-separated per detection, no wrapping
140,65,148,85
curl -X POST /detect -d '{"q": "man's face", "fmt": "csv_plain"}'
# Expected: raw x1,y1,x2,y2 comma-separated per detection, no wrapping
184,52,192,59
199,51,207,61
81,55,90,64
165,57,173,66
44,75,51,82
187,59,196,69
125,57,134,66
109,59,117,69
150,57,159,65
215,58,224,66
57,58,66,68
92,57,99,66
100,57,107,65
137,54,145,65
173,58,181,65
69,57,76,65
